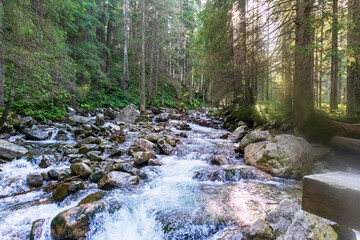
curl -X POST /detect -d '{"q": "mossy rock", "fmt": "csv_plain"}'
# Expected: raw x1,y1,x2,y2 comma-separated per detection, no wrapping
78,191,108,205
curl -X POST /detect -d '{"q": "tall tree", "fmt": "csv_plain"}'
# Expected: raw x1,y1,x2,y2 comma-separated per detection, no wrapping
330,0,339,111
294,0,315,131
0,0,4,107
122,0,130,88
347,0,360,115
140,0,146,113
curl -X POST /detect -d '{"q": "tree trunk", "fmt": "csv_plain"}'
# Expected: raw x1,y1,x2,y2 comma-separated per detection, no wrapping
319,22,324,107
105,14,112,76
0,64,18,127
330,136,360,154
0,0,4,108
140,0,146,114
347,0,360,115
232,2,243,101
123,0,130,87
294,0,315,132
147,35,154,106
330,0,339,111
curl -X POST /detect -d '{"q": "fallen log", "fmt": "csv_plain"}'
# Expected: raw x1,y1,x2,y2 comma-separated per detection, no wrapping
330,136,360,154
0,175,81,200
304,113,360,142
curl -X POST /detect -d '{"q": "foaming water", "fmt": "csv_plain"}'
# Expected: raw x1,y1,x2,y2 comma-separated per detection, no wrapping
0,121,300,240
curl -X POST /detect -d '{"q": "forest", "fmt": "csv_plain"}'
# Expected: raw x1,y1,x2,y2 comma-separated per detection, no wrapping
0,0,358,127
0,0,360,239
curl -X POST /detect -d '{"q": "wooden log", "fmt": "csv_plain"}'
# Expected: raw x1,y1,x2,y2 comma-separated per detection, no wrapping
330,136,360,154
302,171,360,230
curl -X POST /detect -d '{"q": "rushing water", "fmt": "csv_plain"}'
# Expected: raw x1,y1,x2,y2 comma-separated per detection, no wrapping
0,121,300,240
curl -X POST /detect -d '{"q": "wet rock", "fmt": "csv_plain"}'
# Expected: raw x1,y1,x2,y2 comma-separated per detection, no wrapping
51,201,106,240
133,138,156,151
79,191,108,205
70,162,93,178
68,115,93,125
57,168,73,181
244,134,313,179
0,139,28,160
87,152,103,162
146,133,162,143
77,144,97,154
134,151,155,165
169,113,183,120
148,159,163,166
26,173,44,188
165,136,180,147
95,114,105,126
278,210,338,240
0,124,16,136
156,113,169,122
157,139,174,155
245,219,274,240
76,136,101,146
98,171,139,190
53,181,85,202
90,168,106,183
179,132,188,138
108,147,126,158
265,199,301,236
211,155,231,165
194,165,273,182
178,122,192,131
23,126,53,141
48,169,62,180
135,115,151,123
19,116,36,129
230,125,248,142
41,172,50,181
30,219,46,240
239,130,272,151
104,107,117,119
38,154,57,169
112,162,146,179
115,104,140,124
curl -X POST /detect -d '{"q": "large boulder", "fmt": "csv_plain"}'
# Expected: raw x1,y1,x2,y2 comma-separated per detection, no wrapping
278,210,338,240
70,162,93,178
244,134,313,179
51,201,106,240
241,199,337,240
98,171,139,190
239,130,272,151
194,165,273,182
115,104,140,124
0,140,28,160
23,126,53,141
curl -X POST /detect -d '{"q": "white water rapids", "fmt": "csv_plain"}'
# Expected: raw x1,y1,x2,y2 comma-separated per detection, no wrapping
0,121,300,240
